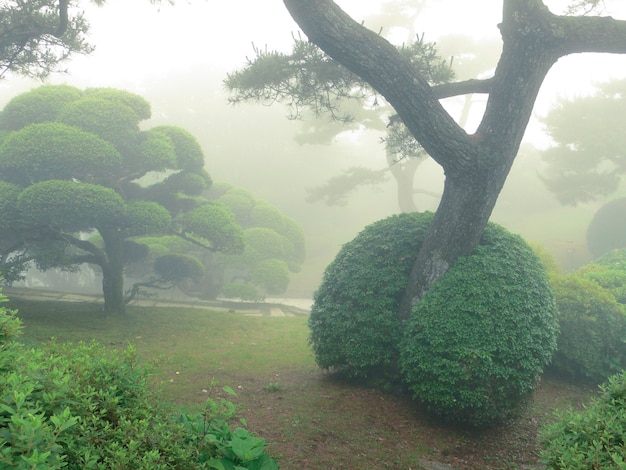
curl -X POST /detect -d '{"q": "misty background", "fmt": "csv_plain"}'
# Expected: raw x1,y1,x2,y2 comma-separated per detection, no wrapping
2,0,626,297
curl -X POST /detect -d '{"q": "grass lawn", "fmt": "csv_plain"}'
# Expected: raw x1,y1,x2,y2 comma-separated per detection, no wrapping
8,297,598,470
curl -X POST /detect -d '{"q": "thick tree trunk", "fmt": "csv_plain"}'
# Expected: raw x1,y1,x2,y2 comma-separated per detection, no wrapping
100,228,125,315
398,164,509,318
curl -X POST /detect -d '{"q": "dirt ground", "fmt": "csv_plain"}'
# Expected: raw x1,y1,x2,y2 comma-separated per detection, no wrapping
203,368,596,470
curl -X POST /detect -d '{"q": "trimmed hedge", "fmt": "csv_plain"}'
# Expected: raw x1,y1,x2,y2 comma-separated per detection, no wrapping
579,248,626,305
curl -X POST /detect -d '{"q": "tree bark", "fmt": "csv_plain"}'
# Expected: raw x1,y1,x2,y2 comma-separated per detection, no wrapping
100,228,126,315
282,0,626,316
398,164,507,318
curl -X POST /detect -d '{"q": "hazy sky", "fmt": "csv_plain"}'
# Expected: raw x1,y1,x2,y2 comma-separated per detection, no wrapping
61,1,626,81
55,1,626,141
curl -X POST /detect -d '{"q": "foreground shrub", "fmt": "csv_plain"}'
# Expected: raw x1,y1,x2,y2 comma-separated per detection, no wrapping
0,290,278,469
541,370,626,469
550,274,626,383
400,223,558,427
309,212,433,378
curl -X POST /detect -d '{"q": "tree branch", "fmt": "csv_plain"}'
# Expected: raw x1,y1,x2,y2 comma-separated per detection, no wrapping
125,278,175,304
56,0,70,38
175,231,217,252
282,0,475,173
63,253,101,266
56,232,105,259
1,0,71,45
556,14,626,55
432,78,494,99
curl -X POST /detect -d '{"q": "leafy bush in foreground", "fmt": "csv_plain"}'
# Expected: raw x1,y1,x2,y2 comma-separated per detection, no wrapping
400,223,558,427
0,291,278,469
550,274,626,384
310,213,558,427
541,370,626,469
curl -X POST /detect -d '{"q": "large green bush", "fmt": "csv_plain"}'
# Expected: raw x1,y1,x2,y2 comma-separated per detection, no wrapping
310,213,558,427
541,370,626,469
0,291,278,469
550,274,626,383
309,212,433,378
400,223,558,427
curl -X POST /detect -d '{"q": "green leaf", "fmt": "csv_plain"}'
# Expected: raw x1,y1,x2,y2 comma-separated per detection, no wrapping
230,428,266,462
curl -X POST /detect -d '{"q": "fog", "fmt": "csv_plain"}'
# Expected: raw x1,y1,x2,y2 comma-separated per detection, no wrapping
3,0,626,297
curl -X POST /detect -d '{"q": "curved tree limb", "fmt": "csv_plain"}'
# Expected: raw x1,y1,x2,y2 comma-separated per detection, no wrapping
57,232,106,262
176,231,218,252
557,14,626,54
125,278,176,304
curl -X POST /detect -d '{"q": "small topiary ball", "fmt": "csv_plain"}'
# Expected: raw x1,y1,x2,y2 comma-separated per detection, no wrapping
399,223,558,428
308,212,433,378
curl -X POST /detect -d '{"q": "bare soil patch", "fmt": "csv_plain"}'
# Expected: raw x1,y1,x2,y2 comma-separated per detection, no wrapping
182,367,596,470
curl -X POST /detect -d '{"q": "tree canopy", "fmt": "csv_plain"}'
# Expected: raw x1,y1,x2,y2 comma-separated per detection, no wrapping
0,1,174,80
225,27,453,213
0,85,245,313
174,184,306,301
0,0,93,80
540,78,626,205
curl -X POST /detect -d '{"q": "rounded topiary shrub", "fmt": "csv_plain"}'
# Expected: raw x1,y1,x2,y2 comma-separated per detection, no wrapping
309,212,433,378
587,197,626,258
399,223,558,427
550,274,626,383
